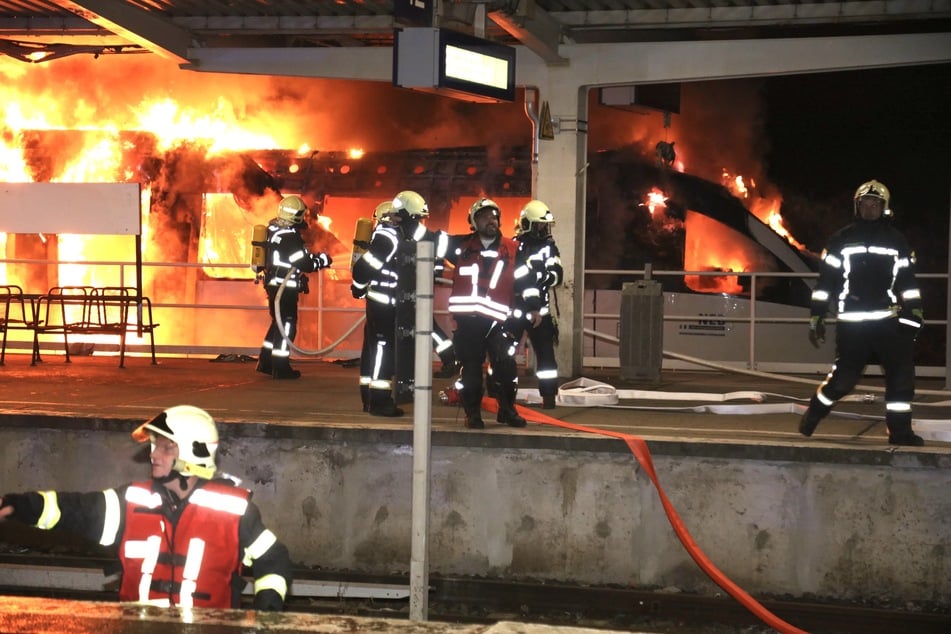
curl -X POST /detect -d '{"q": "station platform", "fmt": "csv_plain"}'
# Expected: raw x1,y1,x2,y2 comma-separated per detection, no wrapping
1,349,949,446
1,350,950,633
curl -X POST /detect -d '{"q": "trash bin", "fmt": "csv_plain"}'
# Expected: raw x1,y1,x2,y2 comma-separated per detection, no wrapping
619,280,663,382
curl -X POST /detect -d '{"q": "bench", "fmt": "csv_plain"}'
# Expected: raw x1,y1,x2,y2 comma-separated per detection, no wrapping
0,284,36,365
30,286,159,368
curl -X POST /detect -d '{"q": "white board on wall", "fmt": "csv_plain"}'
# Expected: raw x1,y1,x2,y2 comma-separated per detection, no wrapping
0,182,142,235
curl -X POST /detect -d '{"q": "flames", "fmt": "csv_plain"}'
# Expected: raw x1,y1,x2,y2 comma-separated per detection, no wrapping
0,55,335,349
638,162,806,295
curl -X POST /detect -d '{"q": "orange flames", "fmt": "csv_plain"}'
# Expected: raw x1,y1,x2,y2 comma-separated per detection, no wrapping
637,161,806,296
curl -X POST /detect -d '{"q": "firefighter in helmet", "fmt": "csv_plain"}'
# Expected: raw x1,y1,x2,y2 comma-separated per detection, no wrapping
0,405,292,610
800,179,924,445
257,195,333,379
445,198,526,429
507,199,563,409
351,191,451,416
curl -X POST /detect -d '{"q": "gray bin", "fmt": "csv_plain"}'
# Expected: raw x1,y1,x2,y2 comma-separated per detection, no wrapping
619,280,663,382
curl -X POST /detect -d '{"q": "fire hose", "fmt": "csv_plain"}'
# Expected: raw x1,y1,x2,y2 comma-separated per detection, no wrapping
483,396,810,634
272,266,365,356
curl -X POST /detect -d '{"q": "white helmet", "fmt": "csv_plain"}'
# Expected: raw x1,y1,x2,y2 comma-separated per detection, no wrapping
374,200,395,224
516,199,554,236
277,195,308,225
468,197,500,229
854,179,892,218
132,405,219,479
392,190,429,218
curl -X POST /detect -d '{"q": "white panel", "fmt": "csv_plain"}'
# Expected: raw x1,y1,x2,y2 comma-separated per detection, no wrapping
393,27,439,88
0,182,141,235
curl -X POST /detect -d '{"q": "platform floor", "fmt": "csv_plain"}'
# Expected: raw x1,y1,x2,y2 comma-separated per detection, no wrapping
1,350,949,449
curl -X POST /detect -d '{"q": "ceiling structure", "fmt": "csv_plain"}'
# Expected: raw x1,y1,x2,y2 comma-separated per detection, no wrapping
0,0,949,67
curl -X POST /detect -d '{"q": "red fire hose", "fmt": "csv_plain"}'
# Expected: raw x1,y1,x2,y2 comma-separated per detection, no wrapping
482,398,809,634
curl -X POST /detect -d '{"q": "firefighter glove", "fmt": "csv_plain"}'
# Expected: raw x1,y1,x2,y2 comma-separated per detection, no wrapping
808,316,826,348
350,283,366,300
315,253,332,269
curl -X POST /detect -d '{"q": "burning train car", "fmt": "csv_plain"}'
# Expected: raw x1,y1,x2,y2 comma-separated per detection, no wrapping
583,145,836,372
0,128,532,358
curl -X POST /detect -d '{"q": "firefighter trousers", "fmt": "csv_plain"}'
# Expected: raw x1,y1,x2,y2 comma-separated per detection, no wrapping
506,314,559,398
261,286,299,371
810,318,917,435
359,300,397,407
452,315,518,415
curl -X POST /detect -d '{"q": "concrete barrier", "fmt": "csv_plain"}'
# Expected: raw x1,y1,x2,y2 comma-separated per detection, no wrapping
1,421,949,606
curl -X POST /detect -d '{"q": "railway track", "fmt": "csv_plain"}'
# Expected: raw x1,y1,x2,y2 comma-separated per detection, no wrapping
1,553,948,634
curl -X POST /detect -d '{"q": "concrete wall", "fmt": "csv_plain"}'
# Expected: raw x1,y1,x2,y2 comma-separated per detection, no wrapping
2,422,949,605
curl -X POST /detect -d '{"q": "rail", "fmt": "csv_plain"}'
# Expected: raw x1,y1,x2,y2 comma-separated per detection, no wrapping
584,267,948,373
2,258,947,372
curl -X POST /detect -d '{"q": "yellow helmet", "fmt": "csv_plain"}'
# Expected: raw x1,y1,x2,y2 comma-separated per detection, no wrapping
468,197,500,229
277,195,307,225
392,190,428,218
374,201,395,224
516,199,554,236
854,179,891,217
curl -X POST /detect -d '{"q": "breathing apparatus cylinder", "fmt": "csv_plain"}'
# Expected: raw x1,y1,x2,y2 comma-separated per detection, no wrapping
351,217,373,269
251,224,267,278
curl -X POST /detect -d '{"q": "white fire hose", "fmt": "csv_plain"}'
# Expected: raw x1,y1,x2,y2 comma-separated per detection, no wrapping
272,267,365,356
512,329,951,442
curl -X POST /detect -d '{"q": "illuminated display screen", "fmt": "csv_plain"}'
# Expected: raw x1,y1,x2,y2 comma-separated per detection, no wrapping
438,30,516,102
444,44,510,90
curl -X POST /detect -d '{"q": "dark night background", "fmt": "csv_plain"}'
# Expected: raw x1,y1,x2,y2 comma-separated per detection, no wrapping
763,63,951,274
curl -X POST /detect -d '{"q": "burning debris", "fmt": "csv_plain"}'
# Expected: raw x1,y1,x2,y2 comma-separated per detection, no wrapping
586,145,816,304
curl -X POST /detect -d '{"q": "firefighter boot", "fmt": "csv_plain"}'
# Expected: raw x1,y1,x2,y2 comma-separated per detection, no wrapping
368,389,404,417
256,350,272,375
541,393,557,410
462,391,485,429
271,357,301,380
886,411,924,446
496,387,526,428
798,395,830,437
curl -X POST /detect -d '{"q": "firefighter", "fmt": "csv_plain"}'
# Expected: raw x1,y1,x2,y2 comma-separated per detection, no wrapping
507,200,563,409
445,198,525,429
800,179,924,446
257,195,333,380
352,199,403,416
351,191,450,416
0,405,292,610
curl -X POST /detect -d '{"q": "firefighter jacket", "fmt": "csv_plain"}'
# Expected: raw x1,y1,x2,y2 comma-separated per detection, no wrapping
810,219,923,329
352,222,450,305
446,232,517,322
352,224,400,305
512,234,563,319
265,220,330,290
1,479,291,611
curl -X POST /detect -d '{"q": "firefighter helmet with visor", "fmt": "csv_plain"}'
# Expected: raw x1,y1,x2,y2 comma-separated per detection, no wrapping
516,199,554,236
132,405,219,479
469,197,501,229
374,201,395,224
854,179,892,218
277,195,308,225
392,190,428,218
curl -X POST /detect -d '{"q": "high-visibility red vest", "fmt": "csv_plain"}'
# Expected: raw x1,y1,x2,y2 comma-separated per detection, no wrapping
119,481,249,608
449,235,516,321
